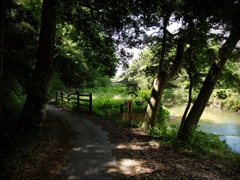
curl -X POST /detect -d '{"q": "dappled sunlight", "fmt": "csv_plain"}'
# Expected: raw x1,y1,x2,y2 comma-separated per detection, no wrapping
107,158,154,176
110,138,162,176
117,158,144,175
116,144,128,149
73,147,82,151
113,95,124,100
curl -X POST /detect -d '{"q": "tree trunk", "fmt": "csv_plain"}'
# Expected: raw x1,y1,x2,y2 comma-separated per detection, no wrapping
142,35,187,131
142,77,165,131
178,37,194,136
178,26,240,142
141,13,170,131
19,0,56,129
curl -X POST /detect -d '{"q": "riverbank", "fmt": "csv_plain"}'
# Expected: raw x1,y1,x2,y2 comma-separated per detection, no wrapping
2,105,240,179
166,105,240,153
163,88,240,114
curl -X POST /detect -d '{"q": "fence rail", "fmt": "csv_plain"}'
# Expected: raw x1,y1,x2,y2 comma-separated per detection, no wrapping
55,90,92,113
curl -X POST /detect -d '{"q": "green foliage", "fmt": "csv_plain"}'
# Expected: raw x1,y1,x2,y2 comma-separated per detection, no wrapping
147,123,237,158
157,105,170,126
82,76,112,89
216,90,228,99
2,78,26,121
210,89,240,111
224,93,240,111
125,48,155,91
86,83,129,117
148,125,179,144
187,130,229,154
49,73,67,97
132,89,150,110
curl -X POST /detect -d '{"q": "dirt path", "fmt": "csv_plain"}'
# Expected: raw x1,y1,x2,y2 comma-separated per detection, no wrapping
46,105,240,180
47,105,116,179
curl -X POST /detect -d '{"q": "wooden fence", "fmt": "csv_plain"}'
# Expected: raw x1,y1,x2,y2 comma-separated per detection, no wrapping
55,90,92,113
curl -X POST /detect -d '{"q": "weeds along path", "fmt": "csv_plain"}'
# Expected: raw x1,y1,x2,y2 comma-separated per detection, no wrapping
46,105,116,179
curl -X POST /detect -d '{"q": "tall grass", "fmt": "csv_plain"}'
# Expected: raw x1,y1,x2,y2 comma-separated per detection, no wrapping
81,82,149,117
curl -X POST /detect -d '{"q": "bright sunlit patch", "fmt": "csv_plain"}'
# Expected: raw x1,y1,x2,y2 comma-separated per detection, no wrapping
113,95,123,100
148,140,160,148
73,147,82,151
118,159,141,175
117,158,153,175
116,144,128,149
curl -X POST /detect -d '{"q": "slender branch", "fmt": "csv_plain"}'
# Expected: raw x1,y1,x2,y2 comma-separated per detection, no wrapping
179,43,194,135
158,13,171,79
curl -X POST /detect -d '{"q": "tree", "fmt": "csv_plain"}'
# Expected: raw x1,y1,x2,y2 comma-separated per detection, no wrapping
178,0,240,142
140,0,195,130
19,0,56,129
141,34,188,130
52,0,139,89
125,48,155,91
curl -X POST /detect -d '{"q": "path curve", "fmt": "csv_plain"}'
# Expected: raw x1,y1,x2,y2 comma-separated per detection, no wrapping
47,105,116,180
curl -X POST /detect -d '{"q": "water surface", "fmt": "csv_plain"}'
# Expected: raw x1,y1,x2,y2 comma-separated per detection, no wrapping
167,105,240,153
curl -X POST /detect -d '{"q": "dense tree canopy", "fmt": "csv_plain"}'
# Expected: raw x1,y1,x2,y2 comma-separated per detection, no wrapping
1,0,127,126
0,0,239,142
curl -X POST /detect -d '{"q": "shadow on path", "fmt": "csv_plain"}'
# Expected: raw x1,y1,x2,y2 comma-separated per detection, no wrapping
47,105,116,180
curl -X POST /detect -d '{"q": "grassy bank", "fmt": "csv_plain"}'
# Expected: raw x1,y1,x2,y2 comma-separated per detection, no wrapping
55,82,240,159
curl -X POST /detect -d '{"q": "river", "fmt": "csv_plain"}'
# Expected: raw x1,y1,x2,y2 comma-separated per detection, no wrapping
167,105,240,153
111,105,240,153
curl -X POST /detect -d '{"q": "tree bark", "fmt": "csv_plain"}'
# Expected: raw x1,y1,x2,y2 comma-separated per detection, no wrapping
142,77,165,131
178,26,240,142
141,14,170,131
142,35,187,131
178,37,194,136
19,0,56,129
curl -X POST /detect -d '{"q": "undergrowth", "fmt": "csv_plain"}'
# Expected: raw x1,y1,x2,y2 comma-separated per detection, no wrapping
147,124,240,163
54,81,240,163
0,128,50,179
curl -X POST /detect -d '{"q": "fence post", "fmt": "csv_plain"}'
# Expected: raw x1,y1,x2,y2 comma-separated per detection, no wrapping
89,93,92,113
55,91,58,103
128,99,132,127
77,92,79,110
120,104,124,113
61,91,63,103
68,92,71,103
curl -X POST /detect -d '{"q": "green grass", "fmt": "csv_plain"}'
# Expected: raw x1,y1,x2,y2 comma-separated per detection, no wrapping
147,123,240,163
78,83,149,117
54,82,240,163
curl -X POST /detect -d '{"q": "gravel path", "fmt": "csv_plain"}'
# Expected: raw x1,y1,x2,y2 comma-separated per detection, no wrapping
46,105,116,180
